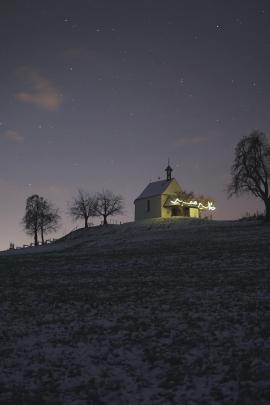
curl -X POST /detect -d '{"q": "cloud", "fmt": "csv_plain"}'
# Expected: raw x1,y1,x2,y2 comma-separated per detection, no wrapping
174,135,212,147
15,67,62,111
1,130,24,143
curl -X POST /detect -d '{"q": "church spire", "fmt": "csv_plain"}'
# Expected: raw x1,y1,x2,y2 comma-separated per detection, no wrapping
165,159,173,181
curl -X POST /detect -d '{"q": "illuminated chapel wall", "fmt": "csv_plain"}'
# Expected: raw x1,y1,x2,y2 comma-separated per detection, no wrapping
135,195,161,221
161,179,182,218
189,207,200,218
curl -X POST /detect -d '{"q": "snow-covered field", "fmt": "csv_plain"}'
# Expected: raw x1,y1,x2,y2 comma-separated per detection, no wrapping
0,219,269,404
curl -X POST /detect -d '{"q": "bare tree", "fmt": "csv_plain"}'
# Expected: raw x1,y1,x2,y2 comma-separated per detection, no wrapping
22,195,40,246
39,199,61,244
95,190,124,225
228,130,270,222
176,190,195,201
195,194,216,207
22,195,60,245
69,189,97,228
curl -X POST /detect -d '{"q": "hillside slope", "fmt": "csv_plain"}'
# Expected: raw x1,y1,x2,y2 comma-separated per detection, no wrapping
0,219,270,404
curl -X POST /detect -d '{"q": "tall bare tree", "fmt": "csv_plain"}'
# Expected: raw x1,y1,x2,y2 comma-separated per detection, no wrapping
22,195,60,245
228,130,270,222
69,189,97,228
95,190,124,225
22,195,40,245
39,199,61,244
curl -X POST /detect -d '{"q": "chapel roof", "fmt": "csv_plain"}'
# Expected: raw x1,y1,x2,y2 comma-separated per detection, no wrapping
135,178,175,201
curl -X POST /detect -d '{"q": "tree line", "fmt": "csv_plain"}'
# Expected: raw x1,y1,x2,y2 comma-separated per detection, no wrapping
22,190,123,246
22,129,270,246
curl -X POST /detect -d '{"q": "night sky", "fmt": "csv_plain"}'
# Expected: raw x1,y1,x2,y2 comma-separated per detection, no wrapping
1,0,270,249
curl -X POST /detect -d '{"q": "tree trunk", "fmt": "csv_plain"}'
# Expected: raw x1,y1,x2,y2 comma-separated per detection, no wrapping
103,215,108,225
265,200,270,222
84,216,88,228
41,228,44,245
34,230,38,246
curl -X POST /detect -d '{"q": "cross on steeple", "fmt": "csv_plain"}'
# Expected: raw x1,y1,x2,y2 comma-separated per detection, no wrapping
165,159,173,181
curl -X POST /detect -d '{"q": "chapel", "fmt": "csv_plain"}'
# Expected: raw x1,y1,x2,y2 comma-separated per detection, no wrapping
134,164,215,221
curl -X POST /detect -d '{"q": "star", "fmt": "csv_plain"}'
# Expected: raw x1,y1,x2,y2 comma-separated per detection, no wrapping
178,77,185,86
216,24,223,31
235,17,243,25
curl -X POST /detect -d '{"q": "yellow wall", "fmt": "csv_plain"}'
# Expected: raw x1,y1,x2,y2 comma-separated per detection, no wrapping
161,179,182,218
189,207,200,218
135,196,161,221
163,179,182,195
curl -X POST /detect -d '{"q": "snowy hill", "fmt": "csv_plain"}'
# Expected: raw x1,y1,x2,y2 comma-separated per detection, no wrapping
0,219,270,404
2,217,268,257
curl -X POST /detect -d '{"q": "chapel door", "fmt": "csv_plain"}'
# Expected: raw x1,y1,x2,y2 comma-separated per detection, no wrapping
171,207,181,216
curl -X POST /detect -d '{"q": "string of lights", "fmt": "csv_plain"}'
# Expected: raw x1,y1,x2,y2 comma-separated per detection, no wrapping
170,198,216,211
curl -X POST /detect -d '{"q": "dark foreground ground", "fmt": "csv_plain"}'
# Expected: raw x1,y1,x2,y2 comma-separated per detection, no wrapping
0,220,270,404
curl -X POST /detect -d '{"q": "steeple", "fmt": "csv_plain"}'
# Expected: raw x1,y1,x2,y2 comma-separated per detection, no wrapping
165,160,173,181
